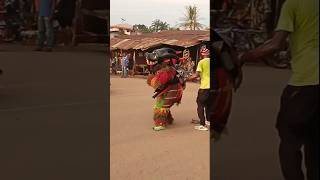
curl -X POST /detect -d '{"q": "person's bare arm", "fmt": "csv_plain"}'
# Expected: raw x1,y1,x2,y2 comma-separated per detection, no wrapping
241,31,289,63
187,71,200,81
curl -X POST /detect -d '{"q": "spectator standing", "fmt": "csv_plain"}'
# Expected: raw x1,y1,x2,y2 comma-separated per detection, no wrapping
34,0,56,52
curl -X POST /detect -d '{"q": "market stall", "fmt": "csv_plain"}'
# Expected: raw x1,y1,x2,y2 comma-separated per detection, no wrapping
110,30,210,75
0,0,108,46
72,0,108,45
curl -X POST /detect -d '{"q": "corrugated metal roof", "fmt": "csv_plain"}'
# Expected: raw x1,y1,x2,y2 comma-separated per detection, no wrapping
110,23,133,30
110,30,209,50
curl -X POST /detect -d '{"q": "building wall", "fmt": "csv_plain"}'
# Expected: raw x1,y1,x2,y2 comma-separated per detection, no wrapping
123,29,131,35
110,32,119,39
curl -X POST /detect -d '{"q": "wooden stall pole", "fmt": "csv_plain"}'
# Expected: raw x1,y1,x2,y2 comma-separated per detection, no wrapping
72,0,82,46
133,50,136,76
196,45,200,66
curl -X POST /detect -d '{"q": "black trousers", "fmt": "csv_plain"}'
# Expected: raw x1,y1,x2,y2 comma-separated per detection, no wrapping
276,85,319,180
197,89,215,126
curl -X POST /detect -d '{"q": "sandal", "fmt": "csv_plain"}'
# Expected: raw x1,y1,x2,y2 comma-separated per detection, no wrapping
194,125,208,131
191,119,200,124
153,126,166,131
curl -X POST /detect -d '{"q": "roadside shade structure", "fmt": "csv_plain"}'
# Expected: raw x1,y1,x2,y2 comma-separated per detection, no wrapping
110,30,210,50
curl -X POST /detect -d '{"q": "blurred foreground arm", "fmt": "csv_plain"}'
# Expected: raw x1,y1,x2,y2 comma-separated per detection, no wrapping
240,31,289,63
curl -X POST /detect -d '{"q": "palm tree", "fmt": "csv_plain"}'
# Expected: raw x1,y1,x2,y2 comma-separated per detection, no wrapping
149,19,170,32
179,5,204,30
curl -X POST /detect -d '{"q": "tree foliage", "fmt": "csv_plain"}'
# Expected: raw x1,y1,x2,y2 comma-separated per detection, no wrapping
179,5,204,30
149,19,170,32
133,24,150,33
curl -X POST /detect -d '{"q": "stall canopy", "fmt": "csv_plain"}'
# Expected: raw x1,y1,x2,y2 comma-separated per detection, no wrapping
72,0,108,45
110,30,210,51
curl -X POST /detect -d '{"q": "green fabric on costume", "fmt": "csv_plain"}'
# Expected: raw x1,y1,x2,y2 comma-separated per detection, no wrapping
153,94,166,109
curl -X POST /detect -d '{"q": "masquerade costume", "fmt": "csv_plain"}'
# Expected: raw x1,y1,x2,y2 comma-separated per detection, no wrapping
146,48,185,131
209,31,243,138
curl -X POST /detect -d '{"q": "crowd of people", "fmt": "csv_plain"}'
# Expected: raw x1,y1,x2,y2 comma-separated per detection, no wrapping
0,0,76,50
110,53,134,77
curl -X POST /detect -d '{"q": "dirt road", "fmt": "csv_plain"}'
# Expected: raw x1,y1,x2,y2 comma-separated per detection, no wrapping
212,66,291,180
110,77,210,180
0,44,292,180
0,45,107,180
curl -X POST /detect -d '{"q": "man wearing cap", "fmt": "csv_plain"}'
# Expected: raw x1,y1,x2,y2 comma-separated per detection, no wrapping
189,47,211,131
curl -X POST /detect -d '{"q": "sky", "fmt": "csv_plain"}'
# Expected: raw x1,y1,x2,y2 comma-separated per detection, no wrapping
110,0,210,28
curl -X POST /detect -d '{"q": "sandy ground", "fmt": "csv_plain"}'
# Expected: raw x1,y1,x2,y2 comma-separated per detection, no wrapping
0,43,294,180
211,65,291,180
110,77,210,180
110,64,292,180
0,45,107,180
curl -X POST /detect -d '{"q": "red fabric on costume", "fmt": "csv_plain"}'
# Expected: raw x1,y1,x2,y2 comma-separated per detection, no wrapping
156,69,176,85
172,59,177,64
211,68,233,133
179,58,186,63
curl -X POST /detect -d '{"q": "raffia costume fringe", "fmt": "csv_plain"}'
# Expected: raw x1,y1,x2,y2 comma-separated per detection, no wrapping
148,65,183,126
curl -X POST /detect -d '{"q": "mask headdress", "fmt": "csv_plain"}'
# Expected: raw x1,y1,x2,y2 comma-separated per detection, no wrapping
146,48,180,66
